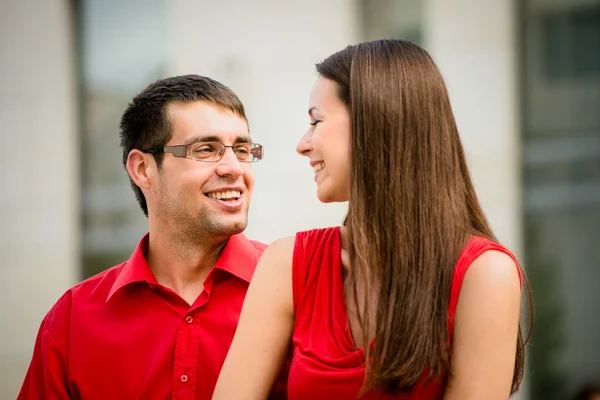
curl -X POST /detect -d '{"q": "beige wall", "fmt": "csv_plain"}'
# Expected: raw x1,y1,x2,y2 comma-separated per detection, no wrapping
0,0,79,397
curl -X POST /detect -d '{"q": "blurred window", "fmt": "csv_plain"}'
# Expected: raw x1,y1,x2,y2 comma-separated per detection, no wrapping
78,0,168,278
521,1,600,399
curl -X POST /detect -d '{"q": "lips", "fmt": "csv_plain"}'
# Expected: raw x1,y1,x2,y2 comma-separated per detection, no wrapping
205,190,241,201
203,186,245,211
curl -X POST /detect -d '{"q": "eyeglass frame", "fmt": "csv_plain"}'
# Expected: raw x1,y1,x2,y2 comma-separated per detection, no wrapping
144,141,264,163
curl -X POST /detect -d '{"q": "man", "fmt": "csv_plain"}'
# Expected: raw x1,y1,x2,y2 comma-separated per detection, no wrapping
18,75,287,399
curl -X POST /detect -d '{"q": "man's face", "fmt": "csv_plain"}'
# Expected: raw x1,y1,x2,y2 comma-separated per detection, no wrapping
149,101,254,239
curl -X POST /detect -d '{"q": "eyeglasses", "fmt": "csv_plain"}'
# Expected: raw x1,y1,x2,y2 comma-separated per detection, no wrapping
145,141,264,163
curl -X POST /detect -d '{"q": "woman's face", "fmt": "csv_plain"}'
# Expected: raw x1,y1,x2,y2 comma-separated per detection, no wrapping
296,76,351,203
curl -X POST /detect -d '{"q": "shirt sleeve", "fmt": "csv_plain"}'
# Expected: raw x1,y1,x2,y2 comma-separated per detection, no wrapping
17,298,72,399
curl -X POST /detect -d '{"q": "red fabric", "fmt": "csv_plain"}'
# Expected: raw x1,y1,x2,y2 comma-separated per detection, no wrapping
288,226,519,399
18,233,287,400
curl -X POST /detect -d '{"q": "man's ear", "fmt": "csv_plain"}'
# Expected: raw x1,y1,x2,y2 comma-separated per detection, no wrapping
126,149,155,190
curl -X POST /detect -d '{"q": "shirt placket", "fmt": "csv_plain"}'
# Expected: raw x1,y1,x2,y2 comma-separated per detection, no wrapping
171,276,215,400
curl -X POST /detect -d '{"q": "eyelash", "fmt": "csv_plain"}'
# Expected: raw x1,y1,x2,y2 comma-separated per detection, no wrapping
310,120,322,126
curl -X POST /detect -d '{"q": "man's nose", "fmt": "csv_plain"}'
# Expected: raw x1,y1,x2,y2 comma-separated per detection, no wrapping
215,147,245,178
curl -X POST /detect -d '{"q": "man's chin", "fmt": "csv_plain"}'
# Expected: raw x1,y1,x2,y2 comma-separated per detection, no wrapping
224,222,247,236
211,216,248,236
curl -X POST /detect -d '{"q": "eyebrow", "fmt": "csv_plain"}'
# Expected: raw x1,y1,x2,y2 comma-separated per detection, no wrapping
183,135,251,145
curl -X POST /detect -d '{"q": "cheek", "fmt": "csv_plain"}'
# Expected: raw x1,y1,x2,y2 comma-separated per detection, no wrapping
310,133,325,154
334,129,351,175
243,168,255,193
314,121,350,153
331,153,351,186
312,121,351,169
178,167,213,195
330,137,351,174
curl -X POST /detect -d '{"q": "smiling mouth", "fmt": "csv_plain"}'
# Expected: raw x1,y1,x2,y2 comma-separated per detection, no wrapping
313,162,325,173
205,190,241,202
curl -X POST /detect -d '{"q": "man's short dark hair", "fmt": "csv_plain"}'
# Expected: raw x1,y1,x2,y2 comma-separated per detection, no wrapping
119,74,247,216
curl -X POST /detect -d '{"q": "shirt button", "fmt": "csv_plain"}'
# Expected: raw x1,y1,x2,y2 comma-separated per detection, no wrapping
180,374,188,383
185,316,193,324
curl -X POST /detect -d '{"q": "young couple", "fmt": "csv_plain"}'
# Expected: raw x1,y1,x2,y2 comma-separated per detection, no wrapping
19,39,531,400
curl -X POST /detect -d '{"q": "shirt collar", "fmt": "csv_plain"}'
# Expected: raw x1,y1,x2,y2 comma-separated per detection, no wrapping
106,234,156,302
211,233,260,283
106,233,260,303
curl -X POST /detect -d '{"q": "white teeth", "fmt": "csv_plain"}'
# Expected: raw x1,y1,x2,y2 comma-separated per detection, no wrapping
207,190,241,200
313,163,325,173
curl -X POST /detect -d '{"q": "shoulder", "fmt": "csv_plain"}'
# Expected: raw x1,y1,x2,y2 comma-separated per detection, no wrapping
44,263,126,331
457,245,522,323
295,226,341,240
259,237,296,267
258,226,341,262
460,236,522,291
245,237,296,315
464,249,521,293
454,236,522,290
293,226,341,253
253,227,342,292
449,237,522,327
70,263,126,300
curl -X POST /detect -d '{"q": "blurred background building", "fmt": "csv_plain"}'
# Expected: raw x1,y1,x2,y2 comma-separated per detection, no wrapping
1,0,599,398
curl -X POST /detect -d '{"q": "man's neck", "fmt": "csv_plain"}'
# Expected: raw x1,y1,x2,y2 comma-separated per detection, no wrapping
146,228,229,306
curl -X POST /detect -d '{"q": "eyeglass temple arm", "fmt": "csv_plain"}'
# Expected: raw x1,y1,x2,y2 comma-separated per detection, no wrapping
147,145,187,158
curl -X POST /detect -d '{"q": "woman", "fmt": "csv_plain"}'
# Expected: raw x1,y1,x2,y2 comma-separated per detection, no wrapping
213,39,532,399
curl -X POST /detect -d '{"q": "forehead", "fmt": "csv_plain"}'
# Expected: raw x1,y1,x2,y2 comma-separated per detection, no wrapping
309,77,342,109
166,101,249,144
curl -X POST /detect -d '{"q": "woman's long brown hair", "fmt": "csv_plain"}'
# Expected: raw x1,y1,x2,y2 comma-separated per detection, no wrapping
316,39,532,395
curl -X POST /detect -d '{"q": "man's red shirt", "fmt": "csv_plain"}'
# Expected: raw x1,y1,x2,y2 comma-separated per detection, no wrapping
18,233,287,399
